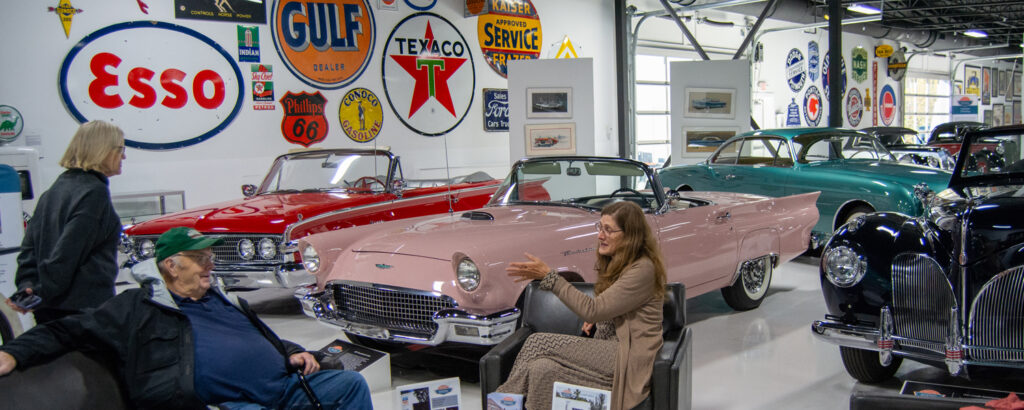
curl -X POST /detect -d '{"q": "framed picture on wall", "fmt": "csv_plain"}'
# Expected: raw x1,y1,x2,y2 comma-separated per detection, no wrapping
982,67,991,104
526,87,572,118
1014,73,1022,99
953,80,963,94
682,128,738,155
1001,70,1011,96
983,109,993,126
994,69,1003,97
524,123,576,156
1003,103,1013,125
684,88,736,119
1014,100,1022,124
993,104,1004,126
965,65,981,96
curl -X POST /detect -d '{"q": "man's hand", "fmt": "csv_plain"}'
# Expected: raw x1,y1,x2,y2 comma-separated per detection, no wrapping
288,352,320,375
581,322,594,336
5,288,34,314
0,351,18,377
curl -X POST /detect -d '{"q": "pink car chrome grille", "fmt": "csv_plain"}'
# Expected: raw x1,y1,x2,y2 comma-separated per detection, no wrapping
329,282,457,338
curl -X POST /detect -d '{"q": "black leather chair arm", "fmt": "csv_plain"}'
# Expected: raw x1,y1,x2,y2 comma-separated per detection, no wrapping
479,326,535,407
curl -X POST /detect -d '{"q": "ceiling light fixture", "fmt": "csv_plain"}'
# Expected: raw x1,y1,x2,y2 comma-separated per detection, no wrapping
847,4,881,15
964,30,988,38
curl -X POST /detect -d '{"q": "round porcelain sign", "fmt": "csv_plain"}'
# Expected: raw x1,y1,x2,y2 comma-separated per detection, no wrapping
59,21,243,150
382,13,475,136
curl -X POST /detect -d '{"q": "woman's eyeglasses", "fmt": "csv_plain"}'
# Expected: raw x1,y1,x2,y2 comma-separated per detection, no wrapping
595,222,622,234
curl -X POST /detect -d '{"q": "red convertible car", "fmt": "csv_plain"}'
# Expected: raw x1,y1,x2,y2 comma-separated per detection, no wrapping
119,148,501,290
294,156,820,346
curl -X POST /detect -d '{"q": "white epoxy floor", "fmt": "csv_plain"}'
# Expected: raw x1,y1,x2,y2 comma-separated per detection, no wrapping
223,255,1021,409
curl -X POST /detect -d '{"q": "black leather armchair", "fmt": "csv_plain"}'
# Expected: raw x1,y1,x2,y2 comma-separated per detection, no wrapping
479,282,692,410
0,351,128,409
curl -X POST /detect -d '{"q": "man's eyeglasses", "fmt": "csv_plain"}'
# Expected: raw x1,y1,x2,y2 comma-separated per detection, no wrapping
178,252,215,266
595,222,623,235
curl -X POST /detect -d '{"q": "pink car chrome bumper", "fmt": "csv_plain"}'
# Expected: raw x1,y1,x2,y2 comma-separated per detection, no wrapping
294,282,520,346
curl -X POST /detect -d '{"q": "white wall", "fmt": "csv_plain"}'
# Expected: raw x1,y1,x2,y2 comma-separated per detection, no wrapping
0,0,617,212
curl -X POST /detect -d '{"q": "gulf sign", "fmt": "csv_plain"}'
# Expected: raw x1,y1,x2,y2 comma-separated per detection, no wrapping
59,21,243,150
272,0,375,89
478,0,541,78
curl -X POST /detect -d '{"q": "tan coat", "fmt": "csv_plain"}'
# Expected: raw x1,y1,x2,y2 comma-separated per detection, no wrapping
550,257,664,410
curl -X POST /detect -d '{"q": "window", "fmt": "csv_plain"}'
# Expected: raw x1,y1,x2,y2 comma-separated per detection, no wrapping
904,74,951,141
635,54,690,167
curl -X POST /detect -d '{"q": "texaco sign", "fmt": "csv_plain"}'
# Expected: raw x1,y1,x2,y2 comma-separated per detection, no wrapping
382,13,475,136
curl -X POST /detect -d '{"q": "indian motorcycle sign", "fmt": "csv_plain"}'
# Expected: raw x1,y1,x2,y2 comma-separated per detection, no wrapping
382,13,475,136
59,21,243,150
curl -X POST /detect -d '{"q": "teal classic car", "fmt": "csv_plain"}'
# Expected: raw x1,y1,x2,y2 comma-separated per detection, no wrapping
658,128,951,246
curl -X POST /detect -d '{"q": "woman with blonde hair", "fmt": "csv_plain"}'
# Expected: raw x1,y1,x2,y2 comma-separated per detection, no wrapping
5,120,126,323
501,201,668,410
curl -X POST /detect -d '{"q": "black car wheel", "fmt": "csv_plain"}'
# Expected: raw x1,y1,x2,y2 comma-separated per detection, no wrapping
839,346,902,383
721,255,772,311
837,205,873,231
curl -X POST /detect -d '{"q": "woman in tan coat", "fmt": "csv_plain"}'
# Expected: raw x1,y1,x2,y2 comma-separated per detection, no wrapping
499,201,667,410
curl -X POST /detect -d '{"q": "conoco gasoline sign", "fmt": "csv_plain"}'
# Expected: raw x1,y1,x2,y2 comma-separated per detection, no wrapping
382,13,475,136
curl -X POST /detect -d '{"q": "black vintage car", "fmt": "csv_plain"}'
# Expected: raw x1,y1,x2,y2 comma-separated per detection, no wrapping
863,126,955,170
811,124,1024,382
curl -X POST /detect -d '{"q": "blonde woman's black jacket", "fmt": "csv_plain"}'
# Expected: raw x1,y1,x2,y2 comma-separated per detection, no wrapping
0,260,306,409
15,168,122,311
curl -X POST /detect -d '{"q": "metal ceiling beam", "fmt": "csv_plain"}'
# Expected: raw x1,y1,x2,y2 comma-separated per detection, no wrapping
659,0,710,60
637,0,766,18
817,0,1024,13
883,11,1020,21
733,0,778,59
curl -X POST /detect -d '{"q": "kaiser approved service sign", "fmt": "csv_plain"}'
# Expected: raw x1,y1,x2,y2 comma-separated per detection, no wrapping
382,13,475,136
59,21,243,150
477,0,541,78
271,0,375,89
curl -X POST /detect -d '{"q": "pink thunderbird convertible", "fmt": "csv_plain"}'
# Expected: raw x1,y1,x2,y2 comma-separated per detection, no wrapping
293,156,819,346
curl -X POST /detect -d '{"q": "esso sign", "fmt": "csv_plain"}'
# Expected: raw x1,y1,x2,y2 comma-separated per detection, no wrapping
59,21,243,150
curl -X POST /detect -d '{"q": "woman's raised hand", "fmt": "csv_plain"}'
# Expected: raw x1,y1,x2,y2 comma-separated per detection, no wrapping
506,253,552,283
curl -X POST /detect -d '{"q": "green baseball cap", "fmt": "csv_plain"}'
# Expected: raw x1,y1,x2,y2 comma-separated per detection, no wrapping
155,227,224,262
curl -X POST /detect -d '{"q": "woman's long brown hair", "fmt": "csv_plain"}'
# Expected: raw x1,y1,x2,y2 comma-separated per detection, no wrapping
594,201,667,298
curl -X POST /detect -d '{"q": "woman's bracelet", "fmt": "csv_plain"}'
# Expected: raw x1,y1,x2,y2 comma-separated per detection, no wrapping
539,269,559,290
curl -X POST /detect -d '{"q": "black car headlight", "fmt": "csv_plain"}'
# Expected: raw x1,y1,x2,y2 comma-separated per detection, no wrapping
455,257,480,291
302,245,320,273
823,245,867,287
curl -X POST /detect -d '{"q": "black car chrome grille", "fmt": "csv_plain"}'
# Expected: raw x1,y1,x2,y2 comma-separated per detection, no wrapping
329,282,456,337
891,254,956,353
129,233,283,265
968,266,1024,362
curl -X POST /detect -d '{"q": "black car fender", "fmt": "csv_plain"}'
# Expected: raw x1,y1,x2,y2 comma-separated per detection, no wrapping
820,212,953,325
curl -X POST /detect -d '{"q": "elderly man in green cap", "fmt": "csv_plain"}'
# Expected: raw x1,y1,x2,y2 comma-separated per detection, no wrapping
0,227,371,410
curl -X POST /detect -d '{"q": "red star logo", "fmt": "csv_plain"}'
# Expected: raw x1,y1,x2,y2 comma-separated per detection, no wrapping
809,97,819,117
389,21,467,118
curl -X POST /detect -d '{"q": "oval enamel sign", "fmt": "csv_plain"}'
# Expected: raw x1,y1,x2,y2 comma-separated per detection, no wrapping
59,21,243,150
